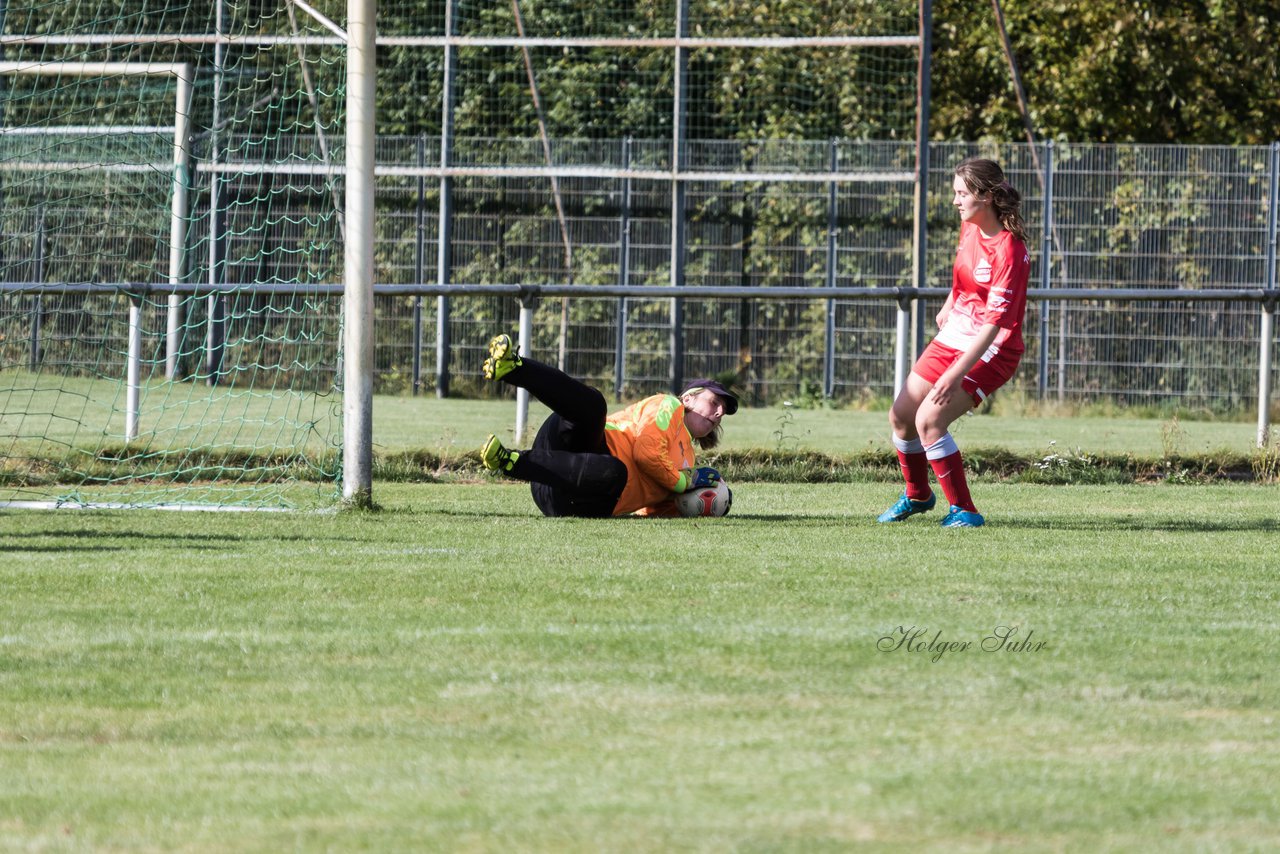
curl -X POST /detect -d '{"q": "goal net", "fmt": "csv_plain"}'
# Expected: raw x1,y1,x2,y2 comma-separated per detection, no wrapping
1,0,925,508
0,1,344,509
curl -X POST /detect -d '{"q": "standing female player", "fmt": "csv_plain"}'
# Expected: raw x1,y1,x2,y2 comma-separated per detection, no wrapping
877,157,1030,528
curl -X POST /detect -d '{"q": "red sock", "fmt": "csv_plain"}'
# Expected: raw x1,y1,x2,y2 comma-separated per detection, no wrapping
929,451,976,512
895,450,932,501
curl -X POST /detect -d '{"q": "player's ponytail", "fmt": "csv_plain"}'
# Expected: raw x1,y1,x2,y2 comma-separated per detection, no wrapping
955,157,1028,245
990,180,1028,244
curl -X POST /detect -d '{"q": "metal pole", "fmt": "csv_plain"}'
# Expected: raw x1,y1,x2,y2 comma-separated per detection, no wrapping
1037,140,1054,399
342,0,376,504
412,132,425,395
510,0,574,371
166,64,193,379
126,295,142,441
206,212,227,383
1259,141,1279,448
1057,157,1068,402
823,138,838,398
894,295,911,395
207,0,226,387
515,298,536,442
614,136,632,398
903,0,932,391
29,208,44,371
435,0,456,398
1260,307,1275,447
669,0,689,393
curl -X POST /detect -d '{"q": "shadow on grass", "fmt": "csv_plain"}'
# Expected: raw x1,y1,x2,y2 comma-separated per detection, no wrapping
426,509,868,523
724,514,857,523
996,516,1280,533
0,530,361,552
419,509,1277,533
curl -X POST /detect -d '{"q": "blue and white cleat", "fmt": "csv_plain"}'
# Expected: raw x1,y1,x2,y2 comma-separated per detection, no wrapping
940,505,985,528
876,491,936,523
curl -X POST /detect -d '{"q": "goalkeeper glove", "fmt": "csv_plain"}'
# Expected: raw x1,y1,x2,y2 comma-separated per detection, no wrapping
680,466,721,491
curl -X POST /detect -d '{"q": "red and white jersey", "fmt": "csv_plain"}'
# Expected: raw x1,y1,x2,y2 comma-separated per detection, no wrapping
934,220,1030,360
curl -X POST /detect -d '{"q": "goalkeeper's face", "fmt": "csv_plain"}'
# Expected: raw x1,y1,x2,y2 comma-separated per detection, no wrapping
681,388,727,438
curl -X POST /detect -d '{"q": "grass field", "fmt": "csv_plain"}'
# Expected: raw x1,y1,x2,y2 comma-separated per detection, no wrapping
3,480,1278,850
2,370,1261,459
380,395,1263,458
7,380,1270,512
0,372,338,454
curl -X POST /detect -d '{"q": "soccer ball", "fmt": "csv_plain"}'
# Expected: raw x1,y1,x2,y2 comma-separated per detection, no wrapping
675,480,733,518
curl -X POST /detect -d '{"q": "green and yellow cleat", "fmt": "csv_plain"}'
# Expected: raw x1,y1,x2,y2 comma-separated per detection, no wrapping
480,433,520,473
482,333,522,381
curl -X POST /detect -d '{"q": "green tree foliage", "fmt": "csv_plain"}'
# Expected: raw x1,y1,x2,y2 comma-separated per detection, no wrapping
931,0,1280,144
7,1,1274,144
373,0,1280,145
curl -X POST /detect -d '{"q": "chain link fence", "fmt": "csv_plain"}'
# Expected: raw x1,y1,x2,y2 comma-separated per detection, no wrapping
367,139,1280,413
3,139,1279,414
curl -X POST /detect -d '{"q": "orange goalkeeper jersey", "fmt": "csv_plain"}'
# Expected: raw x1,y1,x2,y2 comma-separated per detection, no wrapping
603,393,696,516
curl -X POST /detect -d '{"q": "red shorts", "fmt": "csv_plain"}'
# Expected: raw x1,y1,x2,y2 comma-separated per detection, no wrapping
912,340,1022,406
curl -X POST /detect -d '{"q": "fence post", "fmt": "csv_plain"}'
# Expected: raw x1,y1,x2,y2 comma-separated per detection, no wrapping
126,294,143,441
911,0,932,365
515,295,538,442
669,0,689,394
1261,305,1275,447
206,189,227,385
1259,141,1279,447
823,138,838,398
1037,140,1054,399
436,0,457,399
412,132,426,395
29,209,45,371
893,292,911,395
615,136,632,398
206,8,227,388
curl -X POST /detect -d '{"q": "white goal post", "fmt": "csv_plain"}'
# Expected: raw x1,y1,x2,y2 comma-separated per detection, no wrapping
344,0,376,506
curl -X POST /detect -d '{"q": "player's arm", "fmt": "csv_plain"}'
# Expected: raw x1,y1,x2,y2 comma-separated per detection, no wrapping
929,322,1001,408
634,397,720,492
632,397,689,492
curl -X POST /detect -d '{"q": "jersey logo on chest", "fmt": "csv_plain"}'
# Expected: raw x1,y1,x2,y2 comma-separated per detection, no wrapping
974,259,992,284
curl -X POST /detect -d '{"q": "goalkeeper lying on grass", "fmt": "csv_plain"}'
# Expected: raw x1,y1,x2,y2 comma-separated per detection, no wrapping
479,333,738,518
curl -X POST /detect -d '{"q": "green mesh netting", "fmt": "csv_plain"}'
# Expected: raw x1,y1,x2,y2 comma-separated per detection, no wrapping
1,1,924,508
0,1,344,509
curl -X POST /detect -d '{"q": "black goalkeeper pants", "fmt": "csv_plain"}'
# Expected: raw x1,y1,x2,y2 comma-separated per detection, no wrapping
500,356,628,518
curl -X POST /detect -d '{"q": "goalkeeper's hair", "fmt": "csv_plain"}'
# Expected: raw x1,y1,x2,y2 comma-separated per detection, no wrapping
955,157,1027,244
